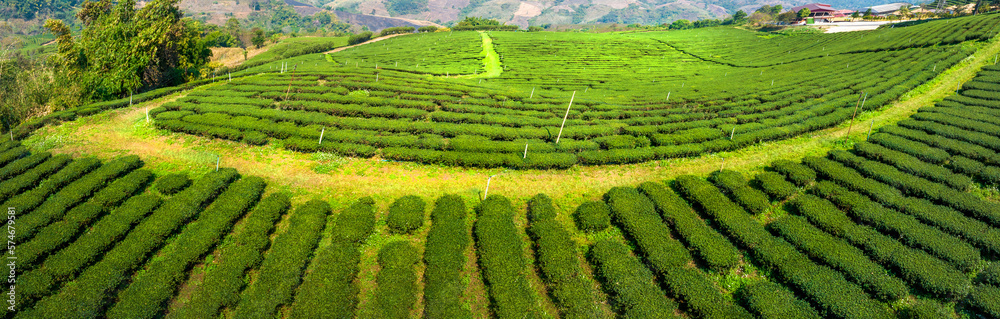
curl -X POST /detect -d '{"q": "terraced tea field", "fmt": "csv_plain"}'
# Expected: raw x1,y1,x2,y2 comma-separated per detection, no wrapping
5,13,1000,319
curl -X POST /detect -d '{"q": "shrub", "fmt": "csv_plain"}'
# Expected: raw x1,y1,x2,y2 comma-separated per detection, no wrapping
17,169,240,318
373,241,420,318
418,26,439,32
899,299,950,319
387,195,427,234
853,141,972,190
979,263,1000,287
710,170,771,215
526,194,603,319
233,199,331,318
156,173,191,195
573,201,610,232
0,154,70,204
769,215,908,300
639,181,740,271
474,195,544,318
735,281,820,318
674,175,891,319
379,26,415,37
348,31,373,45
753,171,796,201
771,159,816,186
423,195,471,318
0,151,50,180
792,194,970,298
967,285,1000,318
167,193,291,319
107,177,267,319
588,240,679,318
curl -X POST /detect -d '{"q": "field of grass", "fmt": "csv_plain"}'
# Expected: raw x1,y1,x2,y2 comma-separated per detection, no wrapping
6,14,1000,319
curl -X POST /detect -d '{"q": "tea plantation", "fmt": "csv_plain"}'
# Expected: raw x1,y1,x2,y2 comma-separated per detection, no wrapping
4,13,1000,319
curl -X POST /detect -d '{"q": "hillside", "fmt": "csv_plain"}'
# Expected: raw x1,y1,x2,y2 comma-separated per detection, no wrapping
7,12,1000,319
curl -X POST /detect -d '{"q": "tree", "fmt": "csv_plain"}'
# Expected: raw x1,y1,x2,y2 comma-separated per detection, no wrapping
863,8,873,19
777,11,797,23
797,8,811,19
44,0,211,102
669,19,692,29
898,5,910,18
251,27,266,48
733,10,748,22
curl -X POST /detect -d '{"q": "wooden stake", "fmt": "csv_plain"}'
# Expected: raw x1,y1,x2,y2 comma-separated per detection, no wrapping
555,91,576,144
846,92,864,136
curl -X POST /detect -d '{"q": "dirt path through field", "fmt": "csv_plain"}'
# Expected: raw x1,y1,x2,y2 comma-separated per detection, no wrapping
23,37,1000,210
325,33,410,54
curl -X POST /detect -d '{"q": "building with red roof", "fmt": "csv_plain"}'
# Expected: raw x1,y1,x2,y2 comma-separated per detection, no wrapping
789,3,853,22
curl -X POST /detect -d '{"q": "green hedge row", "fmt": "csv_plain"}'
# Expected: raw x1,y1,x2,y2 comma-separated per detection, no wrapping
772,159,816,186
474,195,544,319
638,181,740,271
910,112,1000,147
881,125,1000,166
232,199,331,318
947,155,1000,186
573,201,610,232
980,263,1000,287
605,187,751,318
587,240,679,319
791,194,970,298
829,150,1000,228
526,194,604,319
803,155,1000,257
16,169,154,270
155,173,191,195
289,197,377,318
383,147,578,169
423,194,472,318
9,155,142,246
673,175,889,319
0,154,70,204
901,117,1000,155
167,193,290,319
372,241,421,318
0,151,49,180
814,180,981,271
753,171,797,201
868,132,951,164
853,142,972,190
14,169,239,318
967,285,1000,318
710,170,772,215
769,215,908,301
107,176,267,319
734,281,821,319
0,156,99,216
387,195,427,234
0,144,28,167
651,127,724,146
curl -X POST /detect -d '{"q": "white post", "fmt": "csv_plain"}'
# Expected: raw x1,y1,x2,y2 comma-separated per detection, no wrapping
933,64,936,71
555,91,577,143
730,127,735,140
145,107,149,123
479,79,482,84
129,93,133,106
319,127,325,144
666,91,670,101
523,143,528,158
720,157,725,171
395,61,398,67
585,87,588,93
860,93,868,110
216,156,220,171
228,72,231,82
376,74,379,82
9,131,12,141
867,119,875,140
681,82,684,87
530,87,534,99
484,174,497,199
771,79,774,86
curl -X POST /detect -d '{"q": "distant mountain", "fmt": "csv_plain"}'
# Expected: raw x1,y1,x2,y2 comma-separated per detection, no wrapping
311,0,900,27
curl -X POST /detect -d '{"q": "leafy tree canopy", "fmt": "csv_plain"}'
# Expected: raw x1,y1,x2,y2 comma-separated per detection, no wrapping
44,0,211,102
